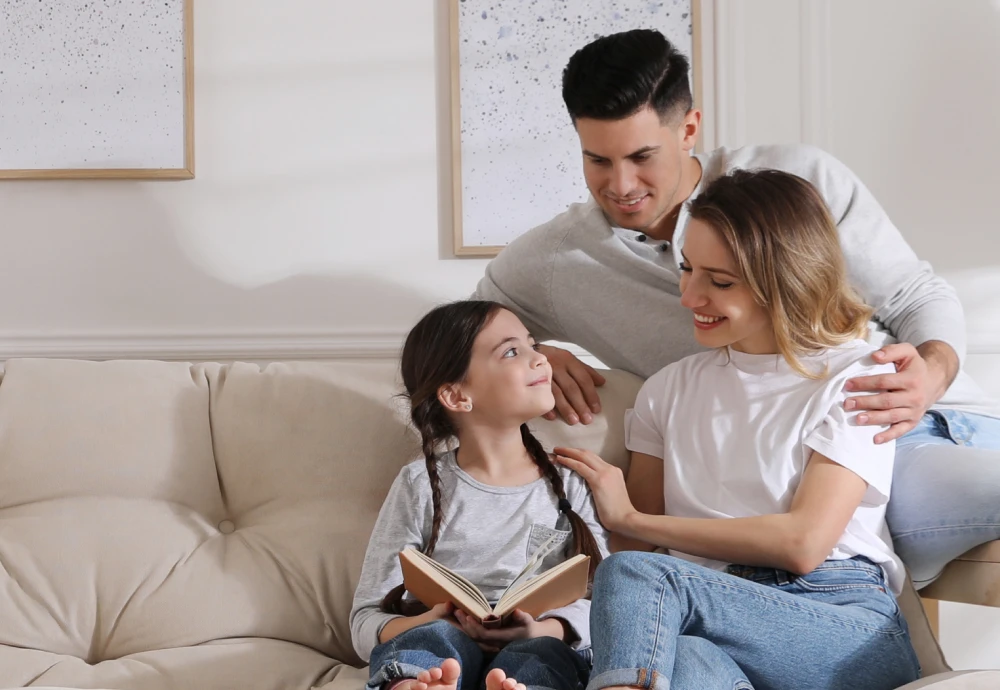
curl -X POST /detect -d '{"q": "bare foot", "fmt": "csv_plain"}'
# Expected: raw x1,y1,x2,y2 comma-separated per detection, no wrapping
485,667,526,690
400,658,462,690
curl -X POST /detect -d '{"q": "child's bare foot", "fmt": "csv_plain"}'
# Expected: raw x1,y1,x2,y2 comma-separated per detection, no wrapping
404,658,462,690
485,667,526,690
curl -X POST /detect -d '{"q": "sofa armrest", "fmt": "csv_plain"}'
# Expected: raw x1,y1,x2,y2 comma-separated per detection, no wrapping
920,541,1000,608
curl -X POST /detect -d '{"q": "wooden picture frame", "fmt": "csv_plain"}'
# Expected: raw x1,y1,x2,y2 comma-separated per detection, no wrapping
450,0,702,257
0,0,194,180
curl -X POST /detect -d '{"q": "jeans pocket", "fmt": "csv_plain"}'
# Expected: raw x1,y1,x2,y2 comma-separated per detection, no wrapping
526,522,572,570
932,409,975,445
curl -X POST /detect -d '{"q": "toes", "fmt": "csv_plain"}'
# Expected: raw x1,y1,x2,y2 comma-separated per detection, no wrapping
484,667,508,690
440,658,462,683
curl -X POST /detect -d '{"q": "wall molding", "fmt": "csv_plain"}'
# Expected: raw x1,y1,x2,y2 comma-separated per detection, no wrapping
0,331,602,363
698,0,746,151
799,0,835,151
0,331,409,362
1,328,995,364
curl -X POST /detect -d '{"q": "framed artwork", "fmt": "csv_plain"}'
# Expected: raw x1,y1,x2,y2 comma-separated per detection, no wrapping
450,0,700,256
0,0,194,179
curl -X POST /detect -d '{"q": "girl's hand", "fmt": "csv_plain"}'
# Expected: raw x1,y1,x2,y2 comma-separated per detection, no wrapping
454,609,565,651
420,602,462,630
554,447,636,532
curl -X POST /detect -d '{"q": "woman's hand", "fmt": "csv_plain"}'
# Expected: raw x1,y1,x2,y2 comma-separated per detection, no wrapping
454,609,565,652
554,447,636,532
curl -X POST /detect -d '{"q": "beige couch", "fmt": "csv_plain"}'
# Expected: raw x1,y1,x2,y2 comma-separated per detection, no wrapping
0,358,996,690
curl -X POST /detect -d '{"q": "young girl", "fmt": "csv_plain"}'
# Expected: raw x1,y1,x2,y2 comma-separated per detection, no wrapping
555,170,922,690
350,301,609,690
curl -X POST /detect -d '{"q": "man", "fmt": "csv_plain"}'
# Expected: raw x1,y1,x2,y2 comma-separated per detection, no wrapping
473,29,1000,588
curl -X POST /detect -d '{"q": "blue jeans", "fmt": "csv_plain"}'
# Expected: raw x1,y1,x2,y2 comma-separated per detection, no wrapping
889,410,1000,587
588,552,920,690
367,620,591,690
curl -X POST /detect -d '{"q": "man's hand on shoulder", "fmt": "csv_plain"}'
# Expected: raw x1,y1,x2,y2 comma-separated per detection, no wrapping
537,345,606,425
844,341,958,444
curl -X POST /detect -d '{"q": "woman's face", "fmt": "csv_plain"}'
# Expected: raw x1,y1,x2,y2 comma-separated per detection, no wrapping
679,219,777,355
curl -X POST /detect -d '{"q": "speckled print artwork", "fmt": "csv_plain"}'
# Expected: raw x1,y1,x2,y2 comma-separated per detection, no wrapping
457,0,692,248
0,0,185,169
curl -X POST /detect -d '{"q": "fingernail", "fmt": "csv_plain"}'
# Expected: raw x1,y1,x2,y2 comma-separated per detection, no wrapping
844,381,854,391
581,413,593,424
844,399,856,410
568,415,579,425
591,403,601,414
858,414,869,424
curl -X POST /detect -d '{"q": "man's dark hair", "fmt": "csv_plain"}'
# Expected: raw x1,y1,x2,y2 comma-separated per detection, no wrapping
562,29,693,124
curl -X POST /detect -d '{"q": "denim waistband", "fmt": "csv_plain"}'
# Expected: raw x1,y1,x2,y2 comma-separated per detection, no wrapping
725,556,883,584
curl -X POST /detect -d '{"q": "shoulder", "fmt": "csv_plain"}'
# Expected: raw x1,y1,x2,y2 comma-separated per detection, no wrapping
813,341,896,395
496,200,605,258
703,144,860,200
556,460,597,503
639,350,724,396
396,457,433,493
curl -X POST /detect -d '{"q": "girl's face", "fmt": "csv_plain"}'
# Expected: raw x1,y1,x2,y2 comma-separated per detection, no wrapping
451,309,554,424
679,219,777,355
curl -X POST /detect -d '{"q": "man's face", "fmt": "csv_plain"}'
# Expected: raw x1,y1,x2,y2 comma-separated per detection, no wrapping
575,106,698,236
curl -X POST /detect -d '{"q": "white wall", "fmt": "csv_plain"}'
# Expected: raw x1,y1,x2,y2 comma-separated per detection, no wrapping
0,1,487,360
717,0,1000,669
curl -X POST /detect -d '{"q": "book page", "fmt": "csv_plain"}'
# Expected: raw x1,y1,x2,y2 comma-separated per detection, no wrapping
402,549,492,616
494,554,590,618
496,553,583,611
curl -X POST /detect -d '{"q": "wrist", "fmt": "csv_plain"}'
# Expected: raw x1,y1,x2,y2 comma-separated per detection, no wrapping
617,509,643,536
917,340,958,398
537,617,569,641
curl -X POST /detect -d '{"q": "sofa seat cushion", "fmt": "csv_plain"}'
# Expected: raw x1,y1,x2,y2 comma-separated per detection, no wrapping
0,638,339,689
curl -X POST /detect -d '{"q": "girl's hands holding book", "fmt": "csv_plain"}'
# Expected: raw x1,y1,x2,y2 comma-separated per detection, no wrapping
553,447,635,532
454,609,566,651
378,602,461,644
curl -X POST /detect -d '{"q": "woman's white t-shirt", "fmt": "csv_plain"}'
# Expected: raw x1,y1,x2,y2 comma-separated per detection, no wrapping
625,339,906,594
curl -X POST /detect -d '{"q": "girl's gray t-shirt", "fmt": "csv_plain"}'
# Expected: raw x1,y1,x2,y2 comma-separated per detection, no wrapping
349,450,609,661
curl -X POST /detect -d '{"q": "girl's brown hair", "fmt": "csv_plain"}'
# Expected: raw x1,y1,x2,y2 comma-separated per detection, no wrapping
380,300,604,614
687,169,872,378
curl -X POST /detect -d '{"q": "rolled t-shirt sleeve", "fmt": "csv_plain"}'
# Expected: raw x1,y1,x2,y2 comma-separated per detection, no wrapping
803,363,897,504
625,370,670,459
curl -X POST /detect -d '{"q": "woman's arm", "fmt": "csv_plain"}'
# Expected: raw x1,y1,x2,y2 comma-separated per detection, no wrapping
556,448,867,575
610,451,664,553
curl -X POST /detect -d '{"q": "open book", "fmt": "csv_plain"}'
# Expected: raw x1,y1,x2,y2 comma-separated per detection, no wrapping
398,534,590,628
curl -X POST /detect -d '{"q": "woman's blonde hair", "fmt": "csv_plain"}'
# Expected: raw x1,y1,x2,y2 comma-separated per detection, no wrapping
687,168,872,378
